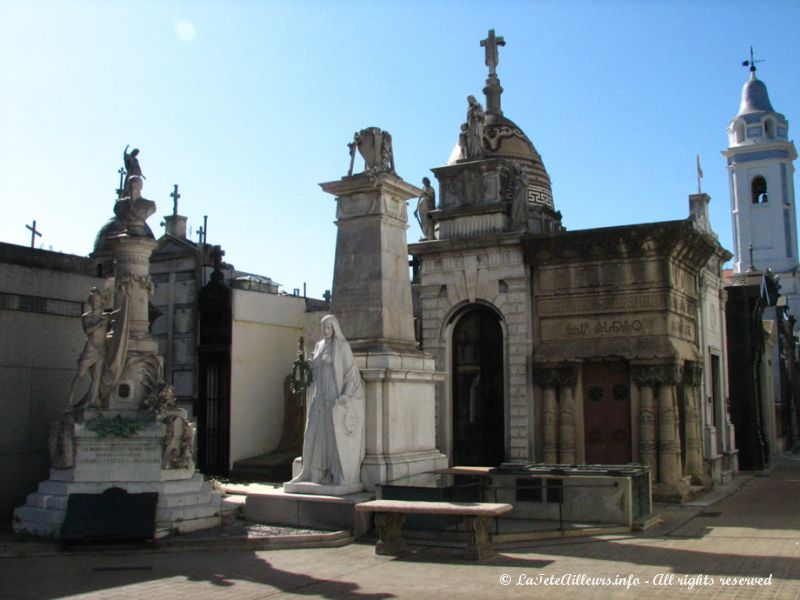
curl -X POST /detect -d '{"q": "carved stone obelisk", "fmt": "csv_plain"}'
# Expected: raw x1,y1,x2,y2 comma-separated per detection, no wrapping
320,128,447,489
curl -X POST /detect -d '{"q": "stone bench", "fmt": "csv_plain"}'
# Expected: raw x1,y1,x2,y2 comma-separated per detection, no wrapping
356,499,513,560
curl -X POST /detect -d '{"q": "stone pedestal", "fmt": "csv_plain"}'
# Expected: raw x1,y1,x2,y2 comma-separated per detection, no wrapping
283,481,363,496
358,350,447,489
319,170,447,489
246,487,372,536
322,173,420,353
13,420,222,538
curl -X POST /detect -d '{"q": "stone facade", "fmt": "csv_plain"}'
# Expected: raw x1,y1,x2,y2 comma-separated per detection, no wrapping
414,239,532,461
150,234,207,412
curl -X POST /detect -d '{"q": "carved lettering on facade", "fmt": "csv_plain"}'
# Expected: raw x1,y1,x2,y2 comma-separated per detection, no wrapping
564,322,589,336
538,293,666,317
595,319,643,334
557,318,644,339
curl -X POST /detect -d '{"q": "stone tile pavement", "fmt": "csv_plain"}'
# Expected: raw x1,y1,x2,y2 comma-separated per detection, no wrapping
2,452,799,599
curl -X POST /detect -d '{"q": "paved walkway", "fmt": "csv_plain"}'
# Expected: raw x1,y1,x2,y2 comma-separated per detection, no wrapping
2,453,799,599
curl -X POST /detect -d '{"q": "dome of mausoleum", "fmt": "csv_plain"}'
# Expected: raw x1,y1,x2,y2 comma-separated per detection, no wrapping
483,115,551,189
93,215,155,253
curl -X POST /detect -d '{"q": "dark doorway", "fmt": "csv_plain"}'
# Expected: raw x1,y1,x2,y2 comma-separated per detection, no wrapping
197,352,230,475
452,306,504,466
197,273,232,476
583,361,632,464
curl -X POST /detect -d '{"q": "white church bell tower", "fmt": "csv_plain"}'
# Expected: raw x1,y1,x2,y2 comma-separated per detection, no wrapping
723,50,799,309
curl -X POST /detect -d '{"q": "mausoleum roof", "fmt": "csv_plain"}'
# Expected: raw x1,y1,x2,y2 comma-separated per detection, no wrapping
484,115,551,184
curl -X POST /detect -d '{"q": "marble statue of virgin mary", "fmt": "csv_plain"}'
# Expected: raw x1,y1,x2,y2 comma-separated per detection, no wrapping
285,314,366,495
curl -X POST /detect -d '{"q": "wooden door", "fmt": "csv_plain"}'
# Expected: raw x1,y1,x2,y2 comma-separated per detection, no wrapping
582,361,632,464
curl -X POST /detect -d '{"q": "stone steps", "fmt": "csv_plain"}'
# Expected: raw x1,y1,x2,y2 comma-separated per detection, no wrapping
14,474,223,539
37,472,208,496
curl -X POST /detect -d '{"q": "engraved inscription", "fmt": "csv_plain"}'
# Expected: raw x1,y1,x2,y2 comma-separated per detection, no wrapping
79,442,159,466
541,315,656,340
557,318,644,339
538,293,666,317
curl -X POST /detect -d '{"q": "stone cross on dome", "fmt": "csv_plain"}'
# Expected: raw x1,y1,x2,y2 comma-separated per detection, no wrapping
480,29,505,78
170,184,181,216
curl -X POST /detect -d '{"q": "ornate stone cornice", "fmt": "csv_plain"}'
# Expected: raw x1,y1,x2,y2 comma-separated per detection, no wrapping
631,364,682,386
683,361,704,387
533,363,578,388
523,219,716,270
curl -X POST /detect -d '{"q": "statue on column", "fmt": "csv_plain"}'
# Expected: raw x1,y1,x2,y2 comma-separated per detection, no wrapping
115,146,156,236
347,128,396,177
288,315,365,489
415,177,436,240
463,95,485,160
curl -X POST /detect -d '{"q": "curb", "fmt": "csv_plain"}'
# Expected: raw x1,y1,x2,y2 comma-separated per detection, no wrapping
0,530,353,558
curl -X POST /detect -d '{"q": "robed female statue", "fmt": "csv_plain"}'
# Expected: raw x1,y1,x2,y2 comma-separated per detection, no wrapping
287,315,365,490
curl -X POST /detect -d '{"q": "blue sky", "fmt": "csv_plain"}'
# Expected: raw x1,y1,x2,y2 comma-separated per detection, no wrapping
1,0,799,297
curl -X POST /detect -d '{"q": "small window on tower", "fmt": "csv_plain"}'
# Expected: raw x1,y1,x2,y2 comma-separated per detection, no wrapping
735,121,745,143
752,176,768,204
765,119,776,139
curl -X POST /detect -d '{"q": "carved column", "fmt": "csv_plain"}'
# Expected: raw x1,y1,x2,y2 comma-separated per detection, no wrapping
542,385,558,463
557,366,578,464
633,364,684,485
534,364,576,464
657,366,683,486
683,361,708,484
109,235,157,344
104,234,160,412
633,367,658,481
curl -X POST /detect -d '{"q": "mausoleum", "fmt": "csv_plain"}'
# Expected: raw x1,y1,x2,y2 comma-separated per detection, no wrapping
409,31,736,498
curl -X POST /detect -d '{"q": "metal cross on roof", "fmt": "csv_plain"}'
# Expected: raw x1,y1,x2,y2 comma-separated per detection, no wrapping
26,220,42,249
480,29,505,77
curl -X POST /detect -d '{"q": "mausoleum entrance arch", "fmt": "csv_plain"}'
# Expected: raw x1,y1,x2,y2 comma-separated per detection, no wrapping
443,302,507,467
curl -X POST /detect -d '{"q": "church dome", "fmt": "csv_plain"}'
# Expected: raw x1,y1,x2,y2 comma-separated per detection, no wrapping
738,75,776,115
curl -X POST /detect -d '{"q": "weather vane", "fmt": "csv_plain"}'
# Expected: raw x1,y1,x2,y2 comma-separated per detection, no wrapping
742,46,764,74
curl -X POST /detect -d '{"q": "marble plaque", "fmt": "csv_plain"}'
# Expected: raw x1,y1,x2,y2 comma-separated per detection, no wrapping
70,429,163,482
